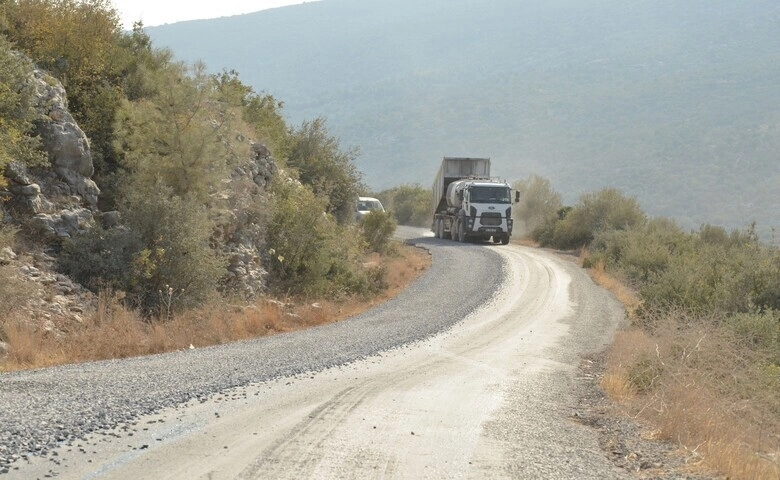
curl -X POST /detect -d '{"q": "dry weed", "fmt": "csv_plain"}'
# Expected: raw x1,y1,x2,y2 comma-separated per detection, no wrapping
585,259,779,479
584,256,641,317
603,313,779,479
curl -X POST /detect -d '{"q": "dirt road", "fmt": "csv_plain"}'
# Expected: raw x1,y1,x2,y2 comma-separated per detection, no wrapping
9,232,629,479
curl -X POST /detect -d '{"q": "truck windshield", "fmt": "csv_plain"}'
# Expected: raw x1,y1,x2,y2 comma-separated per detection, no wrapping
470,186,511,204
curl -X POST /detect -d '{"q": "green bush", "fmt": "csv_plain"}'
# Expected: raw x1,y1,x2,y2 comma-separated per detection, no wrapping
114,61,249,204
551,188,646,249
635,233,780,316
57,225,140,292
376,184,430,227
532,206,571,246
361,210,397,254
265,179,384,297
728,310,780,362
119,185,225,315
592,218,692,283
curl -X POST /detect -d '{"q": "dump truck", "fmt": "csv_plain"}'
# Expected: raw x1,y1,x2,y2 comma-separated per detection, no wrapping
431,157,516,244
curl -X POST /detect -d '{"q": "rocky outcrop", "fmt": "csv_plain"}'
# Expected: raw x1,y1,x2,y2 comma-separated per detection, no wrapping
1,62,280,331
30,69,100,209
4,70,101,242
31,69,94,180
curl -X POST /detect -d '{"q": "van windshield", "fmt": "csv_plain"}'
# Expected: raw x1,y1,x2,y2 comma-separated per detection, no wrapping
358,200,383,211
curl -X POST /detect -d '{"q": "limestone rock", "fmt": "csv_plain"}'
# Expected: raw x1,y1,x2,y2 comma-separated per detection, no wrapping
31,69,94,178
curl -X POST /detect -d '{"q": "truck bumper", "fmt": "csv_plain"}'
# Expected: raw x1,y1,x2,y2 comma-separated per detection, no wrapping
467,217,513,236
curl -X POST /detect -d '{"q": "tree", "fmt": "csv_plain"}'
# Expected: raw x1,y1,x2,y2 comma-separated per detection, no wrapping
114,61,250,204
377,184,430,227
212,68,289,159
285,117,364,223
243,92,288,159
1,0,126,170
0,34,45,183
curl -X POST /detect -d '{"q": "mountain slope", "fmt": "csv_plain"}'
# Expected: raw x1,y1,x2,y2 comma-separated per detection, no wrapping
147,0,780,234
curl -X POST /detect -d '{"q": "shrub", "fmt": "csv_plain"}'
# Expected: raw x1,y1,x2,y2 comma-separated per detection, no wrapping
633,230,780,316
57,225,140,292
728,310,780,361
532,206,571,246
361,210,396,254
627,355,664,394
264,181,333,295
551,188,646,249
114,61,250,204
376,184,430,227
592,218,691,283
265,179,388,297
119,185,226,315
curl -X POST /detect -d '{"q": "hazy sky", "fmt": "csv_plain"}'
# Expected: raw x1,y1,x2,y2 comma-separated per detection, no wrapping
111,0,316,29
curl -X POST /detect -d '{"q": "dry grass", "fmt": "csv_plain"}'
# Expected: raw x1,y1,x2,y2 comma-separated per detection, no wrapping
587,260,780,480
0,243,431,372
583,256,641,316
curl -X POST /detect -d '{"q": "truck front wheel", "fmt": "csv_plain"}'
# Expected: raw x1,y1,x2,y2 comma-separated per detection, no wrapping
457,220,467,243
500,234,510,245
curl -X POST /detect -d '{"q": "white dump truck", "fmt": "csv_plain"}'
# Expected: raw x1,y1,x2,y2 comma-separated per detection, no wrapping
431,157,517,244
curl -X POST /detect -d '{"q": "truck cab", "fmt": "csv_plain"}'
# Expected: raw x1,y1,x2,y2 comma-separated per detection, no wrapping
449,179,514,244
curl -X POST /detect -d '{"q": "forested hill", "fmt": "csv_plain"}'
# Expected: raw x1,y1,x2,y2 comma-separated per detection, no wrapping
147,0,780,234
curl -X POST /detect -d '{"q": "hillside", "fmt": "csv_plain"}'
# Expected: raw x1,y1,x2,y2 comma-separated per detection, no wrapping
146,0,779,236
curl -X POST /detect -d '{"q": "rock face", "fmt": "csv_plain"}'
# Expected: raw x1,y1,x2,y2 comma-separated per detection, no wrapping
219,141,278,298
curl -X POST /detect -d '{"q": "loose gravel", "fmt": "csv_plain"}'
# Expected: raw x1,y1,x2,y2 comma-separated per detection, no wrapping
0,238,503,474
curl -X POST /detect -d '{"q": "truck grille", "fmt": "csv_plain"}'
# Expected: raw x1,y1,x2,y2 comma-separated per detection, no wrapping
480,212,502,226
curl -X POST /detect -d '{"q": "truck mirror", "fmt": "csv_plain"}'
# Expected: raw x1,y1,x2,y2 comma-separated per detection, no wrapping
514,191,520,203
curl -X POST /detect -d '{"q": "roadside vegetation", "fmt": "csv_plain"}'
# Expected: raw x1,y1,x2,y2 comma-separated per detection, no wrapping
375,184,431,228
513,176,779,479
0,1,429,370
0,243,429,371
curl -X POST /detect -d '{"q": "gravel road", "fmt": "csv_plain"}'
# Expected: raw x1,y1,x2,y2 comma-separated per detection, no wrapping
1,227,629,479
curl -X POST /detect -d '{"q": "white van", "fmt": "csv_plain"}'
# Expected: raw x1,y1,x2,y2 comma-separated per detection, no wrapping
355,196,385,221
